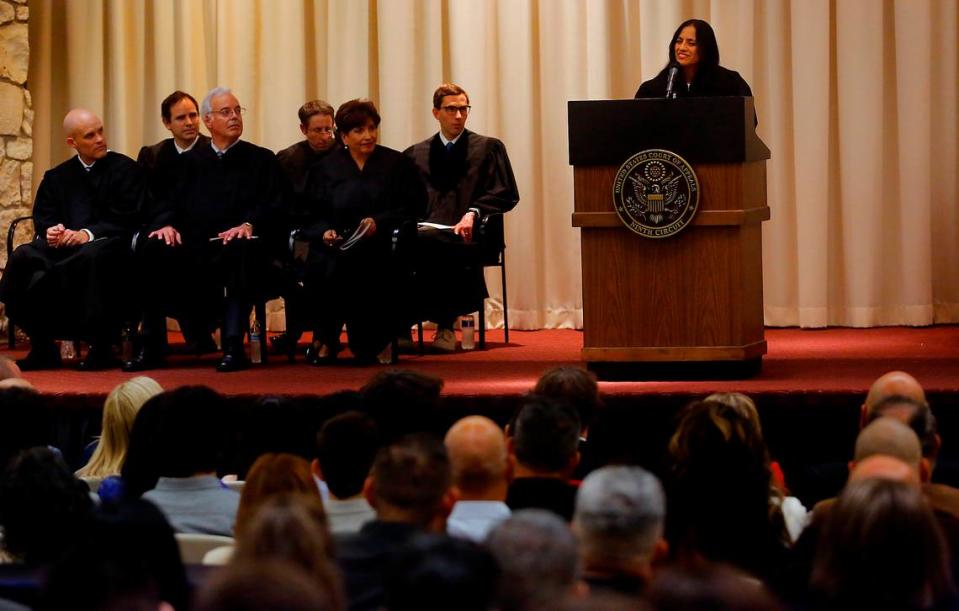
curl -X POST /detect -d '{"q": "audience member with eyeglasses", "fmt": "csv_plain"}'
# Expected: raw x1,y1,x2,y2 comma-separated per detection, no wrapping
404,83,519,353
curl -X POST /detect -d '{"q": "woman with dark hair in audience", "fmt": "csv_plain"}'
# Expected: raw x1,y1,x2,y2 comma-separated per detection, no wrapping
635,19,753,100
0,447,93,566
665,400,791,588
230,494,344,610
810,478,955,611
303,98,427,365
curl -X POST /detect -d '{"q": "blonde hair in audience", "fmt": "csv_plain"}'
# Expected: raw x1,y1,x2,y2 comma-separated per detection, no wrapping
76,376,163,478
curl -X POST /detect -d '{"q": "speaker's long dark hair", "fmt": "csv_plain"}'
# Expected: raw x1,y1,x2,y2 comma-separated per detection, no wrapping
662,19,721,78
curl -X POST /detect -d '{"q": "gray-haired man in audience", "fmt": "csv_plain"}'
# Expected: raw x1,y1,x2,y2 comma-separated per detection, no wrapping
573,465,668,599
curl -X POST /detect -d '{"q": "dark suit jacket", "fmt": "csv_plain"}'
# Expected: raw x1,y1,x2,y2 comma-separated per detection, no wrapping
335,520,423,611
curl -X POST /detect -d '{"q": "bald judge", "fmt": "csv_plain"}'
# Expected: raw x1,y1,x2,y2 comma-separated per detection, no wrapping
0,109,143,370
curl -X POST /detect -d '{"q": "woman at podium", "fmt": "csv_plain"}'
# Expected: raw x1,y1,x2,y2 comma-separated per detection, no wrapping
635,19,753,100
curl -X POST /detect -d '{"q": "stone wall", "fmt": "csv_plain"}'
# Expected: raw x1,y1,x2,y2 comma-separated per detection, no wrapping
0,0,29,322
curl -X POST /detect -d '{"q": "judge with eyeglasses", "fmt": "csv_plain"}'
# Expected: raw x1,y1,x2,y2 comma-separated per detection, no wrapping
128,86,286,373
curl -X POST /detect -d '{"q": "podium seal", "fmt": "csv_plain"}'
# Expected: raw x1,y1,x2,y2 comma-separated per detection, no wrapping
612,149,699,238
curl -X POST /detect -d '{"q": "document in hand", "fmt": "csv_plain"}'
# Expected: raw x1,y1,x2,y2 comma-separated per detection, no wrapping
339,222,371,251
417,222,456,231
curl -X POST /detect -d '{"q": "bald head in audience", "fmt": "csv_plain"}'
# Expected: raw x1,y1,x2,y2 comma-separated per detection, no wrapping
862,371,926,424
0,356,30,389
854,417,922,466
444,415,510,501
848,455,920,488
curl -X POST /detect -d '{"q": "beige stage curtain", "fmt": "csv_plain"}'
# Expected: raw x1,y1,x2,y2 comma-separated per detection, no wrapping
29,0,959,330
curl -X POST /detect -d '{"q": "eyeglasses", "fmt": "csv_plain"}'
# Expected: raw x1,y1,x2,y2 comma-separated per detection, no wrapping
441,105,471,116
212,106,246,118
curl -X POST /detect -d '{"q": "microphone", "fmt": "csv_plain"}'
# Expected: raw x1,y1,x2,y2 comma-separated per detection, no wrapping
665,63,680,99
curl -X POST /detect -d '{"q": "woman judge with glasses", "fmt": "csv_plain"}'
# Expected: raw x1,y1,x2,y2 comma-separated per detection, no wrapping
301,99,427,365
635,19,754,103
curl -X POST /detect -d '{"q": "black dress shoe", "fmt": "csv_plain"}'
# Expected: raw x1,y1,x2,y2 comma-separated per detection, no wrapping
216,349,250,373
79,345,122,371
122,347,166,372
270,333,299,362
305,342,339,366
16,343,62,371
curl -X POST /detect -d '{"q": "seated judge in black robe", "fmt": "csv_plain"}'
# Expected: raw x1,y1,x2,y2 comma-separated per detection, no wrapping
635,19,756,124
404,83,519,352
271,99,337,357
0,109,142,370
302,99,426,365
132,87,285,373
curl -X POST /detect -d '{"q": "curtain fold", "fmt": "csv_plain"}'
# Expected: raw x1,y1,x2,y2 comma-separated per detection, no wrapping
29,0,959,329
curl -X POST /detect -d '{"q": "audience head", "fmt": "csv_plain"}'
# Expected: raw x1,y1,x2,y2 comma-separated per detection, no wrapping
486,509,581,611
644,562,783,611
201,86,243,146
232,493,341,608
573,466,667,577
534,366,601,433
853,417,922,471
298,99,336,152
313,411,380,500
444,415,510,500
848,454,921,488
385,534,498,611
811,477,953,610
236,452,321,536
666,400,784,575
509,394,581,477
39,499,188,611
63,108,108,164
0,446,93,564
160,90,201,147
121,386,226,498
0,386,48,468
361,370,444,442
365,434,453,530
863,370,926,420
0,355,24,382
703,392,763,435
867,394,939,462
195,561,339,611
77,376,163,478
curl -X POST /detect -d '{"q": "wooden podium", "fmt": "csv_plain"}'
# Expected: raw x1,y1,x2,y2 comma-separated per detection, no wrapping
568,98,770,376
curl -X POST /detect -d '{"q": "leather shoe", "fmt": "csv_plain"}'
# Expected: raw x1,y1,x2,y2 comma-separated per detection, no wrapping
305,342,339,366
17,343,62,371
216,349,250,373
79,345,122,371
270,332,299,362
185,334,219,356
122,346,166,372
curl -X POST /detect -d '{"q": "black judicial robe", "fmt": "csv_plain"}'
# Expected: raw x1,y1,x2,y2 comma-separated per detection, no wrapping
136,139,286,328
403,130,519,323
635,65,757,124
302,145,426,358
0,152,143,339
276,140,332,227
136,134,211,221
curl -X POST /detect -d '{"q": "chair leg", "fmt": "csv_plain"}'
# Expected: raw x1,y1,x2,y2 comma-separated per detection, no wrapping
500,253,509,344
478,304,486,350
255,301,268,363
417,321,425,354
7,320,14,349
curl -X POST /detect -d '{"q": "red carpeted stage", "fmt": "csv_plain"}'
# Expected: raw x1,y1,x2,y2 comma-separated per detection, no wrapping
5,325,959,507
6,326,959,397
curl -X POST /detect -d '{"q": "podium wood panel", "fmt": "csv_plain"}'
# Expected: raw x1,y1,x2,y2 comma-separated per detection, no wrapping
574,161,768,363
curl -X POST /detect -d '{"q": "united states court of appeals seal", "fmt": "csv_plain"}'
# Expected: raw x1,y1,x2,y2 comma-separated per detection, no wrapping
612,149,699,238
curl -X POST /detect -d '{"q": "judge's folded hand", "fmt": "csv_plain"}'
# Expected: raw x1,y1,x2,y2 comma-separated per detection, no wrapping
219,222,254,243
359,217,377,239
323,229,340,246
453,211,475,243
148,225,182,246
46,224,65,247
60,229,90,247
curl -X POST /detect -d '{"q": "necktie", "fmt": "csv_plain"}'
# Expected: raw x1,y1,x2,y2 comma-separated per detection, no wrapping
445,141,454,154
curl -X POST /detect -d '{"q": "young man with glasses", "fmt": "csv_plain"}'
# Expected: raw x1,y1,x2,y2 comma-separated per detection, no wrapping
404,83,520,352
